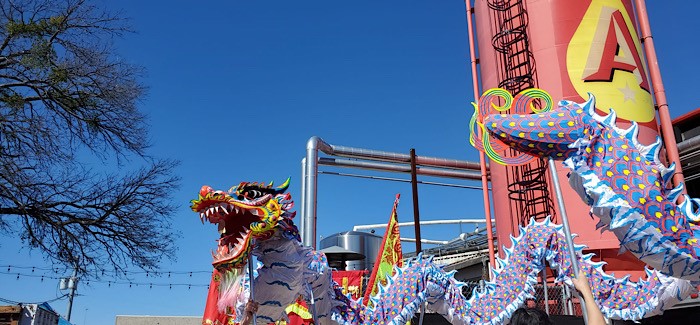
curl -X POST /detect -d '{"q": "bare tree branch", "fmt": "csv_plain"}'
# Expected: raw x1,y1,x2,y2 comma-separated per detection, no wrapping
0,0,180,277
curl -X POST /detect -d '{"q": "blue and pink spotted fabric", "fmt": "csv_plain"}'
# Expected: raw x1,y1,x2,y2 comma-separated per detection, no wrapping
331,218,692,325
484,94,700,281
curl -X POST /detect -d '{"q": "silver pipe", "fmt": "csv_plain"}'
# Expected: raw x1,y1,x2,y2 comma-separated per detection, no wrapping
303,136,486,249
353,219,494,231
300,158,307,244
418,303,426,325
399,237,449,245
686,173,700,182
248,253,257,325
680,150,700,164
677,135,700,156
327,144,485,171
318,157,483,180
565,285,575,316
318,171,488,190
548,158,588,322
304,137,332,248
305,282,319,324
542,259,549,315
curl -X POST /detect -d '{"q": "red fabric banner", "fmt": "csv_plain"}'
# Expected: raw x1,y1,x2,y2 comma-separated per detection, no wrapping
202,269,230,325
332,270,368,300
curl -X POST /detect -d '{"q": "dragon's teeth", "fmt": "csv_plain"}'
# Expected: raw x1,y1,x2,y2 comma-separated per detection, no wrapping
251,209,259,216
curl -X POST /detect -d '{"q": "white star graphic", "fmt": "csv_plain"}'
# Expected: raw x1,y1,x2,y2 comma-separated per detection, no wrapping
618,82,637,103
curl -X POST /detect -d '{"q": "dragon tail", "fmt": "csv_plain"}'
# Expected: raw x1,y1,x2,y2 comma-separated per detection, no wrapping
353,218,695,325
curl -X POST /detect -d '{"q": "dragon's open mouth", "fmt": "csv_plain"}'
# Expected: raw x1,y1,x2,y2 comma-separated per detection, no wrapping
193,185,274,270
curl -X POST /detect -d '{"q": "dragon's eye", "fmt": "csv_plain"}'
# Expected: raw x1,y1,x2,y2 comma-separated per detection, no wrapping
238,189,264,200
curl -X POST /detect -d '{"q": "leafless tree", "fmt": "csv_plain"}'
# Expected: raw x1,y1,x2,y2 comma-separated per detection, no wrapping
0,0,179,276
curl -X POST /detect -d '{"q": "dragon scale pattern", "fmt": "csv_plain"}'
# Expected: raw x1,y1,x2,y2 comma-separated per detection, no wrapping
482,94,700,281
193,184,694,324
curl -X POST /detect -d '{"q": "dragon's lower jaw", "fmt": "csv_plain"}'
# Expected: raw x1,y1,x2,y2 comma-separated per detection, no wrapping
213,231,253,270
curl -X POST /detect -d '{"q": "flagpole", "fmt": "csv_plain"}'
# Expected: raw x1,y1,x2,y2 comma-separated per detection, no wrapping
547,158,588,324
248,254,258,325
362,195,402,305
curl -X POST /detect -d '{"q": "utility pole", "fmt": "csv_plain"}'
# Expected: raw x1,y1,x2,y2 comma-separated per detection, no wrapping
62,267,79,321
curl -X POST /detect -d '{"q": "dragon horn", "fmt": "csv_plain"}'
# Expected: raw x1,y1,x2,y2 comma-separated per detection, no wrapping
274,177,291,193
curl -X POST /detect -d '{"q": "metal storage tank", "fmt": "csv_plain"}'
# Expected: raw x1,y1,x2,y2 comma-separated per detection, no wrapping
320,231,383,271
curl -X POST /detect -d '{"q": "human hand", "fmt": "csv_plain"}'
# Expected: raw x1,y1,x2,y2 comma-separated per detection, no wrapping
240,300,259,325
571,269,606,325
570,269,593,297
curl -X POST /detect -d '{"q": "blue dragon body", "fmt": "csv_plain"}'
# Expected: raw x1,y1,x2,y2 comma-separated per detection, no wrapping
189,92,700,324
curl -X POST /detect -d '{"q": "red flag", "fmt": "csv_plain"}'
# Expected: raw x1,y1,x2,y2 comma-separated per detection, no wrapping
363,194,403,305
202,269,230,325
332,270,368,300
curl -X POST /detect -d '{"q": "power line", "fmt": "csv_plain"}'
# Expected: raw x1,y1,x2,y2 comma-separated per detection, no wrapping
0,294,69,305
0,271,210,289
1,265,212,277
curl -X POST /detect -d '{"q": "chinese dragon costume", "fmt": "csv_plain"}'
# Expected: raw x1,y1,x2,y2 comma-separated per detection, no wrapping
191,90,700,324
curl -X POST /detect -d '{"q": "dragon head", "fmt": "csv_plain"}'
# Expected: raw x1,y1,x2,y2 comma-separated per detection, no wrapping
190,178,298,271
483,95,599,160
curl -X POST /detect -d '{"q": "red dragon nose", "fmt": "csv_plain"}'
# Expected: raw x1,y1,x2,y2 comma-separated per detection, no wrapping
200,185,213,197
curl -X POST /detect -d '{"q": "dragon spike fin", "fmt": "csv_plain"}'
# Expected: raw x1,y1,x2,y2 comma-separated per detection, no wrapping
268,180,274,187
640,136,663,163
644,266,654,277
681,196,700,223
660,162,676,185
621,121,639,142
583,93,597,115
496,257,506,270
667,183,685,203
603,108,618,127
544,215,552,225
385,275,394,286
275,177,291,193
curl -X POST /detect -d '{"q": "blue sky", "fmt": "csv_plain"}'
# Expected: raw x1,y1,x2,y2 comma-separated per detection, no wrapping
2,1,700,324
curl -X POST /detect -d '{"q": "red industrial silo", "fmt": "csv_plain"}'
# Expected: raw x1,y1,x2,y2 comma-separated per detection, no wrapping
471,0,659,280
